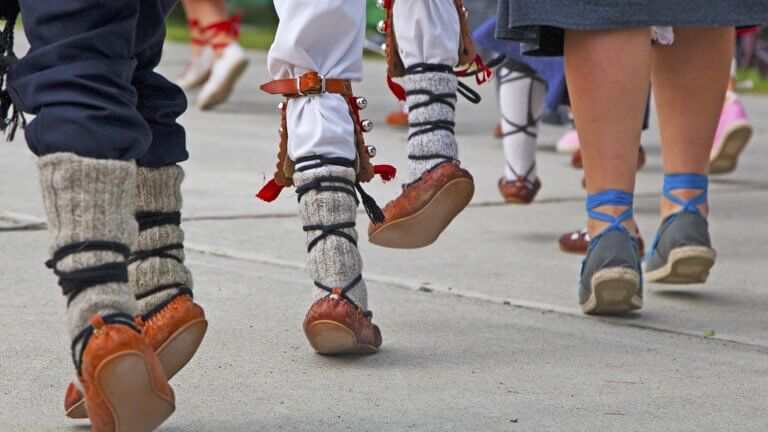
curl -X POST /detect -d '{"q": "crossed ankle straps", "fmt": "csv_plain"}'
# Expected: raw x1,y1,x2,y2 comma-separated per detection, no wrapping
647,173,708,259
505,162,537,187
663,173,708,217
71,312,140,374
131,211,193,319
46,241,131,305
586,190,637,252
405,66,458,167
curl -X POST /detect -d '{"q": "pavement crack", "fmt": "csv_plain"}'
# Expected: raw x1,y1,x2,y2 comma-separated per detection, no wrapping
184,242,768,352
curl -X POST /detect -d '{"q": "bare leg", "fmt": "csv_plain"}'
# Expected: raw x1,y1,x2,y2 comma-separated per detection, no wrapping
184,0,232,51
564,28,651,237
651,27,734,218
181,0,205,57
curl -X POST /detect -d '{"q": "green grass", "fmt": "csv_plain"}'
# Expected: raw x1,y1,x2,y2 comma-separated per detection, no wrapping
736,67,768,94
166,23,276,50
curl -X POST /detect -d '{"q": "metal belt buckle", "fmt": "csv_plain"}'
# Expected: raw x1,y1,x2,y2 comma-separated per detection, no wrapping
296,74,326,96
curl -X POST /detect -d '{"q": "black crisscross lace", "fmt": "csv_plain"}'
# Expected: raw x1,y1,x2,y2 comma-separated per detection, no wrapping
295,155,384,224
499,65,546,186
46,241,131,305
296,156,373,315
405,63,482,104
505,161,538,188
70,312,140,374
498,66,546,140
132,211,193,321
404,64,462,172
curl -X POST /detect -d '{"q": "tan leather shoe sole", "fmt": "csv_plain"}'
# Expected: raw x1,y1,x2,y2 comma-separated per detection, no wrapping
306,320,379,355
95,351,175,432
581,268,642,315
369,177,474,249
66,317,207,420
646,246,716,284
197,57,249,110
709,122,752,175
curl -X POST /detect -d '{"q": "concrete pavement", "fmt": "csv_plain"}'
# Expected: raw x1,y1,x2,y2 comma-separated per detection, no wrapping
1,42,767,431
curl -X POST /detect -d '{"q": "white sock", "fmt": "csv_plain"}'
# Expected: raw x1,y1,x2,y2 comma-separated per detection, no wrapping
498,66,546,183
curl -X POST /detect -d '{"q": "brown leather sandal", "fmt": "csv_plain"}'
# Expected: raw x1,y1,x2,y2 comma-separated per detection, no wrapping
368,161,474,249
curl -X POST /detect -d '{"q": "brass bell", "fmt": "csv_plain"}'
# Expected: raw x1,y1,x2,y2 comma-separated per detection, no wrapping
380,43,387,55
463,7,469,18
361,119,374,132
376,0,386,10
356,97,368,110
276,102,285,111
376,20,387,34
366,145,377,158
278,126,284,134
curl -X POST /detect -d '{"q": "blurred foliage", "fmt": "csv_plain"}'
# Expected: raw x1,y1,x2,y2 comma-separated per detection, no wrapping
736,67,768,94
168,1,384,29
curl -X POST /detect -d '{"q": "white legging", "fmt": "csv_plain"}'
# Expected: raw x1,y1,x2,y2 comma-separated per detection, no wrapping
267,0,460,167
498,65,546,183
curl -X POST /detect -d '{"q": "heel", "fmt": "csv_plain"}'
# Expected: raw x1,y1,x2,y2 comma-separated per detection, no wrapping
96,352,175,432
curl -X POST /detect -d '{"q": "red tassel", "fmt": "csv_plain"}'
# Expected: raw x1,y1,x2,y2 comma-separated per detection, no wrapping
255,179,284,202
473,55,493,85
387,75,407,102
374,165,397,182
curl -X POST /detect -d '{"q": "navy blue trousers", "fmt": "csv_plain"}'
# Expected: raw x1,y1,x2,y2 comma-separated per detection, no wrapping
7,0,187,168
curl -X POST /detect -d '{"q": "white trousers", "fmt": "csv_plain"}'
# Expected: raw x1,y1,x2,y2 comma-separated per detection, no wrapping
267,0,460,165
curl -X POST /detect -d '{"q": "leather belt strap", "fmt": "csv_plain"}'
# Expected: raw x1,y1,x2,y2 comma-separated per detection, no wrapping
260,71,353,97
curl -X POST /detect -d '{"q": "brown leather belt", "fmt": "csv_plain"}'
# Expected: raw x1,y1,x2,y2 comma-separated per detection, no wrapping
260,71,353,97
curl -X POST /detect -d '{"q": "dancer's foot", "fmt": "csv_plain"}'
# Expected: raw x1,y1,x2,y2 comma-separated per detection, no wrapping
369,161,474,249
177,45,215,90
580,190,643,315
646,174,716,284
498,176,541,204
197,42,249,110
304,297,382,355
65,296,206,419
386,106,408,127
556,129,580,154
72,314,175,432
709,96,753,174
560,228,645,255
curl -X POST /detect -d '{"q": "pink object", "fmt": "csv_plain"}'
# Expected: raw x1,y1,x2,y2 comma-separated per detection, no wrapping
556,129,580,154
710,97,753,175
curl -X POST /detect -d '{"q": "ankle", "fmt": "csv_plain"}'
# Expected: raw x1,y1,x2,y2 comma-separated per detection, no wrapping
661,190,709,219
587,208,637,239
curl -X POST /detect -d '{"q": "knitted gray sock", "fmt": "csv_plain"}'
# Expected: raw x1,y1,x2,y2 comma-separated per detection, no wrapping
294,166,368,310
38,153,138,347
131,165,193,317
405,71,459,182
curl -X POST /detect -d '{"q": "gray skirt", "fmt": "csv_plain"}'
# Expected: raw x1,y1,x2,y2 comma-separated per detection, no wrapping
496,0,768,56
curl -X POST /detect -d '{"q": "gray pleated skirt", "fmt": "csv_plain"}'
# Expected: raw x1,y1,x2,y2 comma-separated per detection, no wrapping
496,0,768,56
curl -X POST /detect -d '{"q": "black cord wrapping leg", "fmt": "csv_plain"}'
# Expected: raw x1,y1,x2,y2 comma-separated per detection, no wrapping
133,211,193,321
0,0,25,141
295,155,385,224
46,241,132,305
296,157,372,315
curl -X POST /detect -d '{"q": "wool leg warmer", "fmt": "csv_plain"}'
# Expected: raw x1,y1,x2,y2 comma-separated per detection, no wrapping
404,71,459,182
38,153,138,353
131,165,193,317
294,166,368,310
